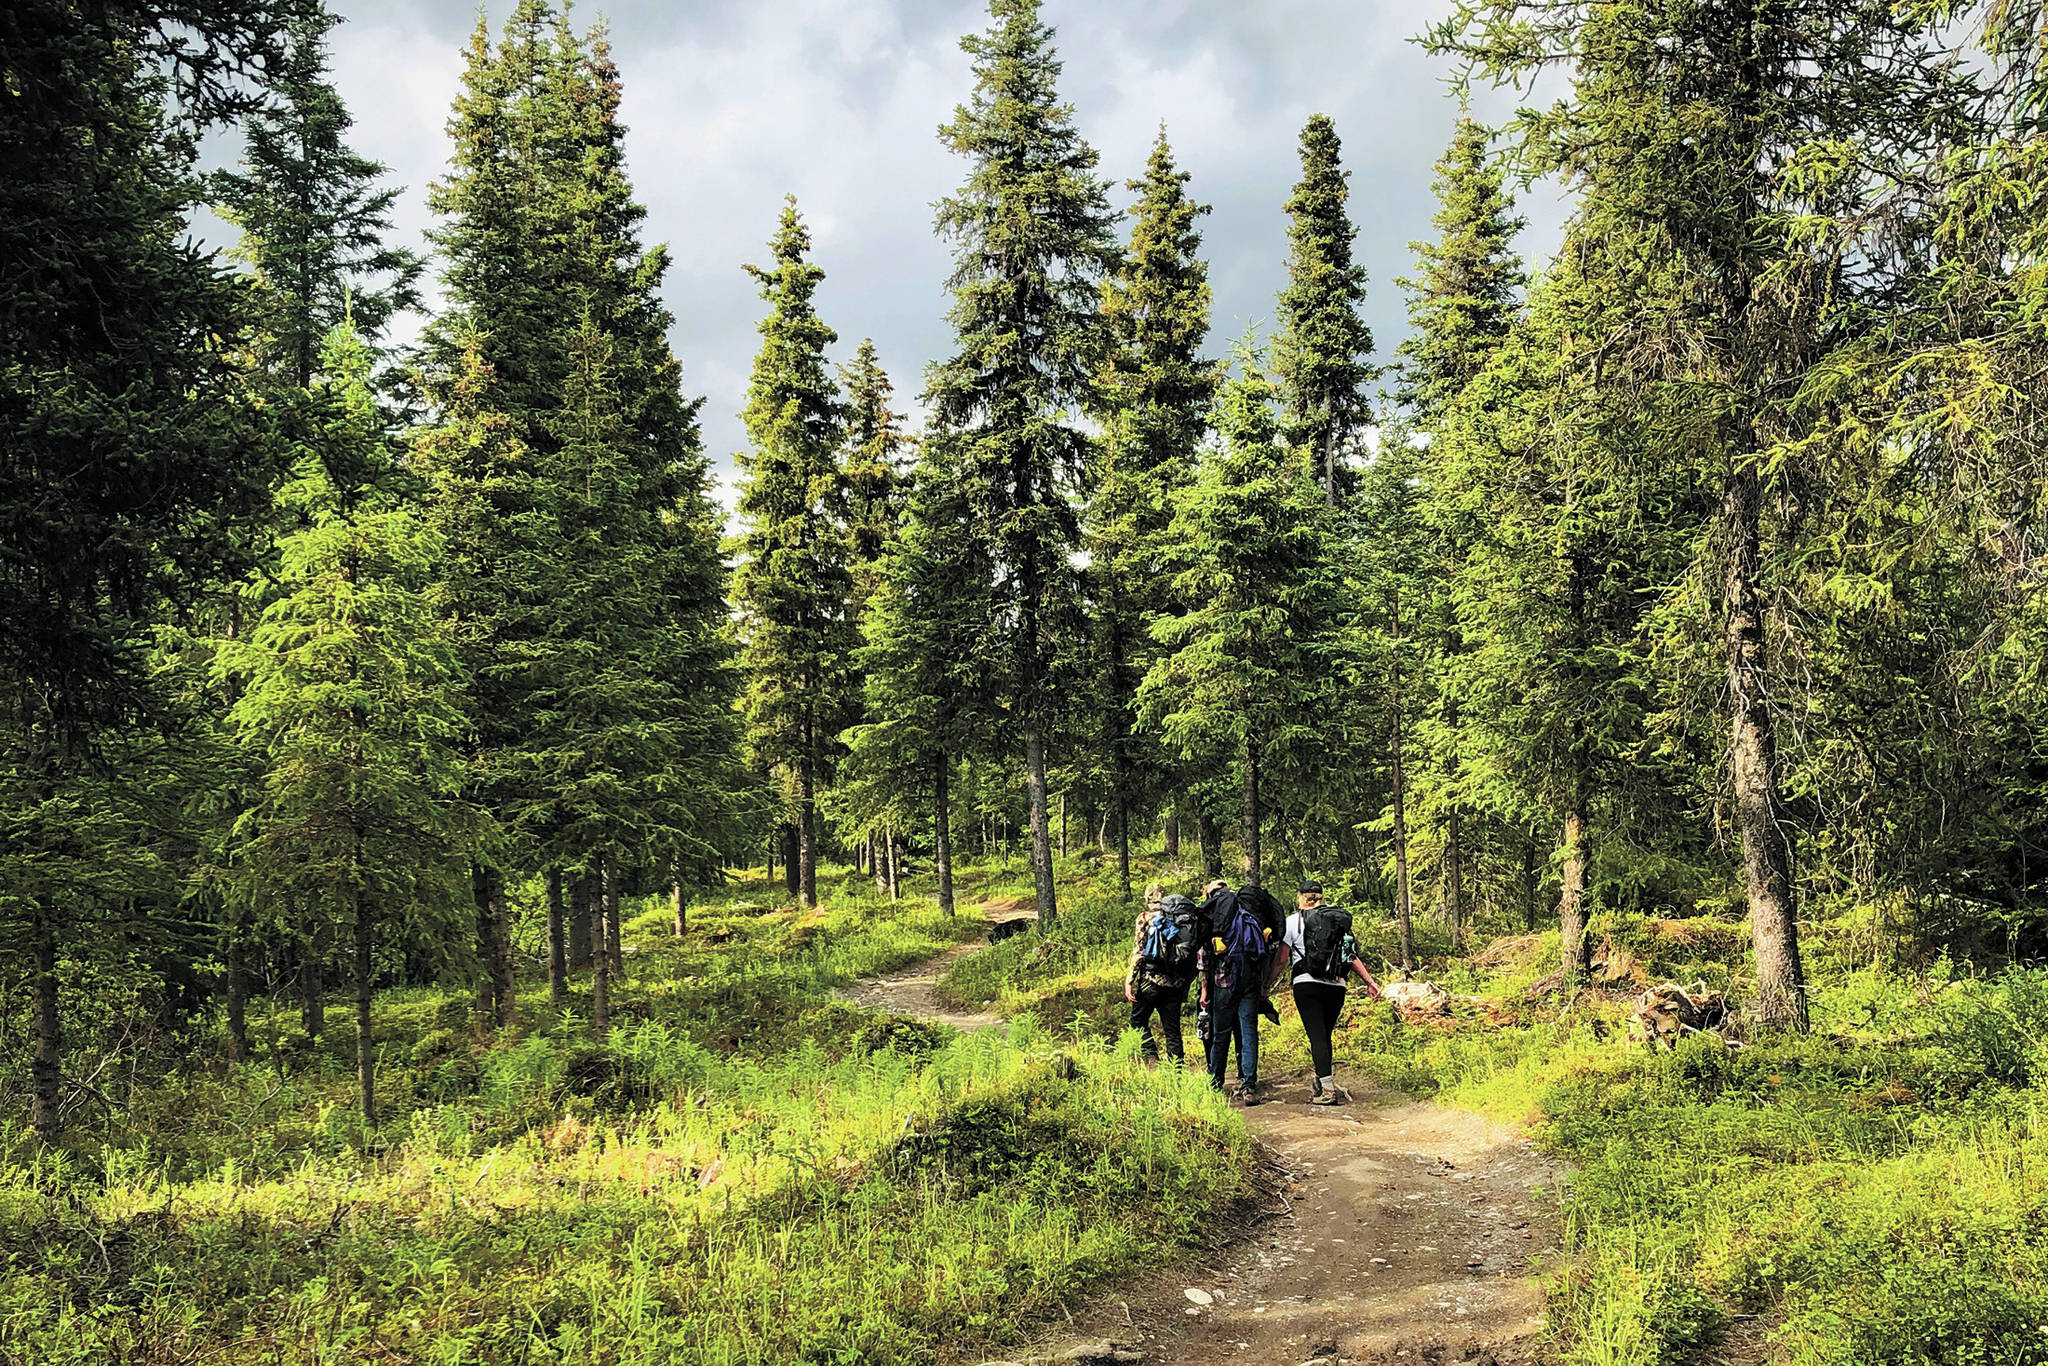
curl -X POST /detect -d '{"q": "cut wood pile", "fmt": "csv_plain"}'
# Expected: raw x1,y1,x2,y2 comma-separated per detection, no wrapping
1628,981,1739,1050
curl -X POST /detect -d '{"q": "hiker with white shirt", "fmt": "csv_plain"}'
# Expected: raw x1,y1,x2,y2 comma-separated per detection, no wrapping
1269,879,1381,1105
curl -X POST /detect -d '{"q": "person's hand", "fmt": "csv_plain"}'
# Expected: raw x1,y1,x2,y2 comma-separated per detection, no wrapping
1125,985,1137,1003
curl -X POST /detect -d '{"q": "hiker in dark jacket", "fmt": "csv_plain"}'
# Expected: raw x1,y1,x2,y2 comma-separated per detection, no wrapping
1197,879,1278,1104
1125,884,1198,1063
1269,880,1382,1105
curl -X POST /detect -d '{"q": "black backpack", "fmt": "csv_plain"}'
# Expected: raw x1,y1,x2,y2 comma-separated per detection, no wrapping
1141,894,1202,981
1300,906,1354,981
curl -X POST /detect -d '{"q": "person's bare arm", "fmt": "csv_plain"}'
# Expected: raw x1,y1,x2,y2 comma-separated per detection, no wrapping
1351,956,1382,998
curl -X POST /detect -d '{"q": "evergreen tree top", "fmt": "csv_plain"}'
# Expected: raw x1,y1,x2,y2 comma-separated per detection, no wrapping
929,0,1118,435
1273,112,1376,483
1397,115,1526,428
738,198,845,531
210,1,424,390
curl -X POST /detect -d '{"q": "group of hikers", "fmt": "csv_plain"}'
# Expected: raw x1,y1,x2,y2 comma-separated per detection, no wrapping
1124,877,1383,1106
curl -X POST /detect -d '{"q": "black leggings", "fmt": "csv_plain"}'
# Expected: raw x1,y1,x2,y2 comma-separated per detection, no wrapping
1292,981,1346,1078
1132,982,1188,1061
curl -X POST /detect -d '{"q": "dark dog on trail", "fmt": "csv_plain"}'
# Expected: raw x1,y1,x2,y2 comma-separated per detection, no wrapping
986,918,1034,943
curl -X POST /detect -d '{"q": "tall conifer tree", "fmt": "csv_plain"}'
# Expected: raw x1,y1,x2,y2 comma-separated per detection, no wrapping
210,3,423,391
1273,114,1375,505
1431,0,1982,1028
929,0,1118,924
1,0,298,1141
1140,345,1343,888
1087,128,1216,896
1399,114,1526,945
732,200,855,909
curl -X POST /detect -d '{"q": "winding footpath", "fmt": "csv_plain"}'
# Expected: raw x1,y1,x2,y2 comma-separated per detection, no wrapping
842,914,1562,1366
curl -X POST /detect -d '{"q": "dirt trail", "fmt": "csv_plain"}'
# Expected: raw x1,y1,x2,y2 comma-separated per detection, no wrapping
836,939,1003,1030
834,894,1035,1032
1050,1072,1562,1366
839,928,1561,1366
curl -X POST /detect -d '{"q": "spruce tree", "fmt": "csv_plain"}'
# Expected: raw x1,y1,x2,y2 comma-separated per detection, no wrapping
1399,114,1526,947
210,2,423,391
1139,344,1343,888
1398,116,1524,429
1,0,300,1141
846,433,1002,915
929,0,1118,924
732,199,855,910
424,5,743,1012
218,327,474,1123
1087,127,1216,897
1430,0,1982,1029
1273,114,1376,505
840,339,911,614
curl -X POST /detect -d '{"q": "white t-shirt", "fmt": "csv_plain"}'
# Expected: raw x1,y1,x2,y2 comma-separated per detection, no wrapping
1284,911,1346,988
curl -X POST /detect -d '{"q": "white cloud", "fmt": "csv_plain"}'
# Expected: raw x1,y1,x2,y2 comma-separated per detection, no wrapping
314,0,1571,503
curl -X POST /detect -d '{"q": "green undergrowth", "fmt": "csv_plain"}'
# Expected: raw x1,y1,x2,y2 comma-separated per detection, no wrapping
0,861,1249,1365
937,872,2048,1366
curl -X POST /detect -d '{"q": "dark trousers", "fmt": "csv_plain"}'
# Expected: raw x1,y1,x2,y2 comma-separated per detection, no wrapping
1293,980,1346,1078
1206,991,1261,1090
1131,981,1188,1061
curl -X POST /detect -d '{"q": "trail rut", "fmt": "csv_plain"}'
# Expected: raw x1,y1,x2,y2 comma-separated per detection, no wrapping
1074,1076,1563,1365
840,941,1562,1366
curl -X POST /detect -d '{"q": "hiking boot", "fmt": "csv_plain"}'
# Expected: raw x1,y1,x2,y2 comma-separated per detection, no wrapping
1310,1085,1340,1106
1240,1079,1263,1107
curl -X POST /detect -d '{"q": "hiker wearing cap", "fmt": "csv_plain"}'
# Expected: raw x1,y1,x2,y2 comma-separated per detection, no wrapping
1126,882,1200,1064
1197,877,1279,1105
1270,880,1382,1105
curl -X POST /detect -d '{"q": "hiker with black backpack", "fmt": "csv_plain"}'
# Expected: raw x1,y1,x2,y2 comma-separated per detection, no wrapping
1269,880,1382,1105
1197,878,1279,1105
1125,883,1200,1064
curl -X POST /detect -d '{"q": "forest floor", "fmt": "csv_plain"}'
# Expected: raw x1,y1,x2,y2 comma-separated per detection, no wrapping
845,928,1563,1366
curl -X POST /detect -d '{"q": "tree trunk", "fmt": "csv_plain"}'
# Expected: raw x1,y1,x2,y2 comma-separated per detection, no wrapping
485,865,515,1028
546,868,567,1007
1242,736,1262,887
592,857,614,1039
603,863,623,982
298,938,324,1039
1560,779,1592,983
225,918,248,1064
569,871,593,969
671,863,687,937
935,759,956,915
766,832,776,883
1521,836,1539,933
799,760,819,909
1445,806,1466,951
780,824,800,899
1198,812,1222,878
1391,719,1416,974
1390,580,1416,972
1058,791,1068,859
1321,411,1338,507
1115,790,1132,901
1725,466,1808,1031
31,904,60,1144
1162,794,1181,858
352,886,374,1124
885,827,900,901
1023,725,1059,926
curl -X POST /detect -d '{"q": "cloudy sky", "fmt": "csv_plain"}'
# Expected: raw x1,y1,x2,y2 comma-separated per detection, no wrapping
302,0,1570,504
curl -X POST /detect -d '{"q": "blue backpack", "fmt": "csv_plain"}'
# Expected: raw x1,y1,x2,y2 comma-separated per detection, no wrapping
1214,892,1271,992
1140,894,1201,981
